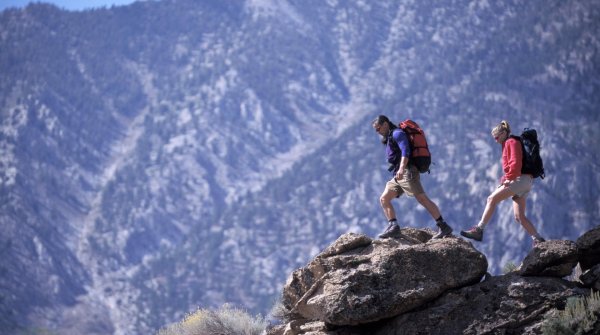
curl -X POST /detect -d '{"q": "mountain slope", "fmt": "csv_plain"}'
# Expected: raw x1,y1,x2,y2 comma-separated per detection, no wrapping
0,0,599,333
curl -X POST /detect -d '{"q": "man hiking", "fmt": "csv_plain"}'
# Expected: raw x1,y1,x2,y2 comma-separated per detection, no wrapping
372,115,453,239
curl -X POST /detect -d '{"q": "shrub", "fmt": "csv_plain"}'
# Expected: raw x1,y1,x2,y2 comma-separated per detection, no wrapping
158,304,267,335
541,290,600,335
502,261,518,274
268,298,293,324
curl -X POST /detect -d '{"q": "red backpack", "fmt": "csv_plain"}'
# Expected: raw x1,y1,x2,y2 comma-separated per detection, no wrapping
398,119,431,173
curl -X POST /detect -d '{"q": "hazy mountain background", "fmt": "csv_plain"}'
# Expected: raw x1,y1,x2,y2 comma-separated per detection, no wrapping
0,0,137,12
1,0,599,333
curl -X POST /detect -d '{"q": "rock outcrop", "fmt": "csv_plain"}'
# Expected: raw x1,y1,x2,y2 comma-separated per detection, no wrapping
367,274,583,335
282,230,487,326
577,226,600,292
268,226,600,335
577,225,600,270
581,264,600,291
518,240,579,277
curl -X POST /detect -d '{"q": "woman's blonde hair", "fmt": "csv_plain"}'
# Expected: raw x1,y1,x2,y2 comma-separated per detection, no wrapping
492,120,511,136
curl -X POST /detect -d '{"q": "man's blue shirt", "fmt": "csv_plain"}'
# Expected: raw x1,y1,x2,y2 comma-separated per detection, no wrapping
386,129,411,169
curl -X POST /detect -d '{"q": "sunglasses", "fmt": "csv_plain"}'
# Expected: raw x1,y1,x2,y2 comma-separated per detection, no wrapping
493,131,506,140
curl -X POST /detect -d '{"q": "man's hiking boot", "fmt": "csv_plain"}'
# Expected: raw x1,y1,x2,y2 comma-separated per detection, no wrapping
432,221,453,239
460,226,483,241
379,222,400,239
533,237,546,248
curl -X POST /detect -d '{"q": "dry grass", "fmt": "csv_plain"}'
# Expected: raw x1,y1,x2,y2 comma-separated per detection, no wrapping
542,290,600,335
158,304,267,335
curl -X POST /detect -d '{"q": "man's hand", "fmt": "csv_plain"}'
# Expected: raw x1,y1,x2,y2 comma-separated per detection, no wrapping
395,167,405,180
395,156,409,181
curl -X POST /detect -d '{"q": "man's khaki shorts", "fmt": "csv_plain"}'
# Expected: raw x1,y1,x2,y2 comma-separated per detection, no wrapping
385,166,425,197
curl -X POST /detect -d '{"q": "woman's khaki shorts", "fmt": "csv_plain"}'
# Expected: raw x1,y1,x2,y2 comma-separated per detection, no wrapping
385,166,425,197
507,174,533,199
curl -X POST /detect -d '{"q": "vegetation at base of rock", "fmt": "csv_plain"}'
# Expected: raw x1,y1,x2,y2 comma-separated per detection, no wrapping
541,290,600,335
158,304,267,335
268,298,293,324
503,261,518,274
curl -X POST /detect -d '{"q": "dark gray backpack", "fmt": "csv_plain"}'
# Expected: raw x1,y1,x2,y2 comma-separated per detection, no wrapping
511,128,545,179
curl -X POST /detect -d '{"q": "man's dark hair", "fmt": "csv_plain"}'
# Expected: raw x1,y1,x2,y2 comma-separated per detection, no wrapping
372,115,397,144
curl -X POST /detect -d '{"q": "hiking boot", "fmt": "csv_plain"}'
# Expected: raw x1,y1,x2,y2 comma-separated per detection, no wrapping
432,221,453,239
460,226,483,242
379,222,400,239
533,237,546,248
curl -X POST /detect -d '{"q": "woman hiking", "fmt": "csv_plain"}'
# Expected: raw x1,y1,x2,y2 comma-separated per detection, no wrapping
460,120,546,247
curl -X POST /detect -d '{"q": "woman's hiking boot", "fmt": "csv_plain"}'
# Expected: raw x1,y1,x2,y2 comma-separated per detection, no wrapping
460,226,483,241
379,222,400,239
432,221,453,239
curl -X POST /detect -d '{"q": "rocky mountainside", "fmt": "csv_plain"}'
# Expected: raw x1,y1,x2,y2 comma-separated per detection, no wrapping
269,226,600,335
0,0,599,333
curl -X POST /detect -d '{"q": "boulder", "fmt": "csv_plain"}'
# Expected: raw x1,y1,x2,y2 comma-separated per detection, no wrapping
518,240,579,277
267,320,337,335
282,231,487,326
577,225,600,270
361,274,587,335
270,227,600,335
580,263,600,291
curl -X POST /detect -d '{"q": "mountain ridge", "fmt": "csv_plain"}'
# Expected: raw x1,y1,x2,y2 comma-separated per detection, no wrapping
1,0,599,333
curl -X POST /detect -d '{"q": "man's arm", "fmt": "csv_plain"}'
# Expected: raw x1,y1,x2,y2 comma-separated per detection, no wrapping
393,130,411,180
396,156,409,180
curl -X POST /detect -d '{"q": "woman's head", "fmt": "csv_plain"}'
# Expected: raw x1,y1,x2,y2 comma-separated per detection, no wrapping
491,120,511,143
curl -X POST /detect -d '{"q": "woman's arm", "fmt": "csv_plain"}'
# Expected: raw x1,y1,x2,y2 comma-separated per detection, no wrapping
503,138,523,183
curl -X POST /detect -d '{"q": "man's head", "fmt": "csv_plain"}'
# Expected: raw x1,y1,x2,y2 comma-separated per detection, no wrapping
372,115,392,137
